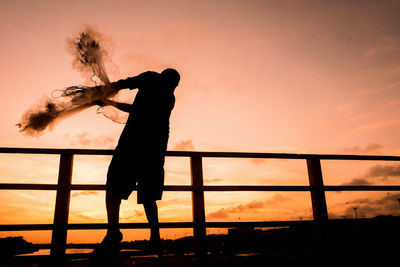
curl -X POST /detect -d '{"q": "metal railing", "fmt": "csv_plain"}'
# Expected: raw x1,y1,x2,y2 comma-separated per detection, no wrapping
0,147,400,258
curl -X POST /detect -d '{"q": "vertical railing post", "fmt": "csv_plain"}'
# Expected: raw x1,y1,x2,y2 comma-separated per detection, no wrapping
50,152,74,259
306,157,328,240
190,156,206,258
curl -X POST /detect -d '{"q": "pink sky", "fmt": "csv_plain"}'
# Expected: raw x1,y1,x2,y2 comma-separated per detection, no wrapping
1,0,400,243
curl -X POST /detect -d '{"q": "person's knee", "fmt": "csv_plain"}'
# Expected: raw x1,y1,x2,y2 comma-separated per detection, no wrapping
143,201,157,208
143,201,159,222
106,191,122,207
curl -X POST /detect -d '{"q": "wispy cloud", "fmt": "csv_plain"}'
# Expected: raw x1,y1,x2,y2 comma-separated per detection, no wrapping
120,210,145,221
249,158,268,165
342,143,383,155
343,193,400,218
71,191,99,197
384,65,400,77
70,131,116,148
342,178,373,185
207,194,293,219
157,198,190,208
70,213,97,221
363,37,400,56
343,163,400,185
204,178,223,183
173,139,195,151
207,208,229,219
364,164,400,179
354,81,400,96
352,118,400,135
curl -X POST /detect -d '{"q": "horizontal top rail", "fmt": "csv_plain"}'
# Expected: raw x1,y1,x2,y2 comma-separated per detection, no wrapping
1,147,400,161
2,184,400,191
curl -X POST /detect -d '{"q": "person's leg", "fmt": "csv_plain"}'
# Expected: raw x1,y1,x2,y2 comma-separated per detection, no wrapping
91,190,122,257
143,201,163,256
143,201,161,242
106,190,122,235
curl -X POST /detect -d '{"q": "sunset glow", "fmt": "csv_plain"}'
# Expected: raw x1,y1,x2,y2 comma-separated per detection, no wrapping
1,0,400,244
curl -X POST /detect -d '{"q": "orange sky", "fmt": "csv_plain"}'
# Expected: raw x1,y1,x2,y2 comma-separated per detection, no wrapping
1,0,400,244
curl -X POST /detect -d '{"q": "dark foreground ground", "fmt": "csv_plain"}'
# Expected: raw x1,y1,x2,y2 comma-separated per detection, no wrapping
2,253,305,267
2,216,398,266
3,244,397,267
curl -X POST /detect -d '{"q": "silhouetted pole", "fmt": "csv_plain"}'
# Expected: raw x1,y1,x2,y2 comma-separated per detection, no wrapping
190,156,206,258
50,152,74,259
353,207,358,220
306,158,328,241
388,193,400,208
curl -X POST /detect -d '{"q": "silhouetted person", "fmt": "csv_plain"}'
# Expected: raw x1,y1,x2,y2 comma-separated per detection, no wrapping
91,68,180,258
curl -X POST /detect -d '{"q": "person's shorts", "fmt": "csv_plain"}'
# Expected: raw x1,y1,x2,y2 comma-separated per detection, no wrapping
106,151,165,203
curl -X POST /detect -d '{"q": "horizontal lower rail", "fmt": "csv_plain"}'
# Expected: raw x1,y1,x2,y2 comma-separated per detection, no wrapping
1,184,399,191
324,185,400,191
0,221,310,231
0,218,383,232
2,147,400,161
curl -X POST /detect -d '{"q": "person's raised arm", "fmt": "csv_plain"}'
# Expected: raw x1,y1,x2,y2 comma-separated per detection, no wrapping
110,77,139,90
93,99,132,113
110,71,153,90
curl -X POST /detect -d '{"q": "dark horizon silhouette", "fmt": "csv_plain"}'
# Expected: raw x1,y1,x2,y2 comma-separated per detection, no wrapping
2,215,399,266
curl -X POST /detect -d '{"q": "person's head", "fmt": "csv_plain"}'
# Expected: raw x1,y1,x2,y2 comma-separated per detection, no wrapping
161,68,180,90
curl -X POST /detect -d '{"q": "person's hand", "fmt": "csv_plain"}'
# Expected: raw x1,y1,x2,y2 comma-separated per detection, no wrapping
93,100,105,106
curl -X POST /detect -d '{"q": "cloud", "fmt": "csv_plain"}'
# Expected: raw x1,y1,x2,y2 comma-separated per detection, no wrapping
265,194,293,205
384,65,400,77
207,194,293,219
342,143,383,154
70,213,96,221
355,81,400,96
71,191,99,197
364,164,400,178
363,37,400,56
342,179,367,186
342,178,373,186
343,193,400,218
70,131,116,148
345,198,370,205
204,178,223,183
120,210,145,221
343,163,400,185
249,158,267,165
134,210,144,217
207,209,229,219
353,119,400,135
157,198,190,208
173,140,195,151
